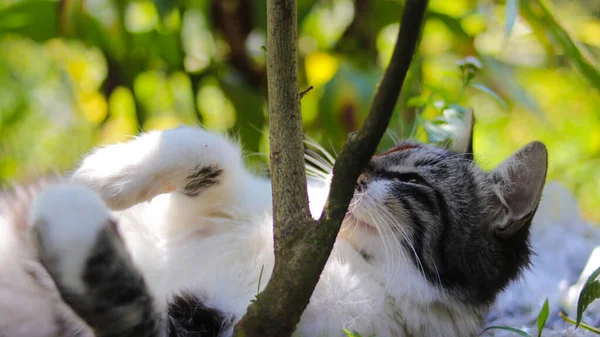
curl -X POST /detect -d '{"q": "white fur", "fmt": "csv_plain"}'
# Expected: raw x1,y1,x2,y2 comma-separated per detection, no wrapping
66,127,484,337
30,184,113,293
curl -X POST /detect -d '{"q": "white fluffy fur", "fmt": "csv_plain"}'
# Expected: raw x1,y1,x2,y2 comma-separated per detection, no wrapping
67,127,482,337
1,127,599,337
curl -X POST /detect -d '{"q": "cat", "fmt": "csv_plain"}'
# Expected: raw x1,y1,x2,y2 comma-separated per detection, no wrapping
0,123,548,337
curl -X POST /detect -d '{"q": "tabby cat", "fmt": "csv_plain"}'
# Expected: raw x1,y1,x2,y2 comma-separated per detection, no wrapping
0,122,547,337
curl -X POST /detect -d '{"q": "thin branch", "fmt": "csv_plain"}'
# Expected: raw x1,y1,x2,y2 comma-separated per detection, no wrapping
299,85,314,99
233,1,428,337
320,0,428,225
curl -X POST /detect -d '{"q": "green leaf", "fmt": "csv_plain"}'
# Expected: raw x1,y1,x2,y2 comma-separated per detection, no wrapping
471,83,508,109
479,326,531,337
521,0,600,92
505,0,519,39
536,299,549,337
343,330,362,337
407,95,431,108
577,265,600,327
428,11,470,41
0,0,59,42
481,56,544,118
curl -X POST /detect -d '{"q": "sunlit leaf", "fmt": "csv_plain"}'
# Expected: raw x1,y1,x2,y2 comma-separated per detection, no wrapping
305,52,340,88
125,1,158,33
407,95,431,108
0,0,59,42
427,11,470,41
521,0,600,91
144,115,183,131
196,78,236,131
79,91,108,125
481,56,544,118
536,299,549,337
577,265,600,327
505,0,519,39
471,83,508,109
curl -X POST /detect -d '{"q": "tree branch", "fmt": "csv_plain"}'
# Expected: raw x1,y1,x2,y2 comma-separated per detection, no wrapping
233,1,428,336
321,0,428,225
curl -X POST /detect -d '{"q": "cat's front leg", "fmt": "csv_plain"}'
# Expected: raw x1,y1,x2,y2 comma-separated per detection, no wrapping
30,184,165,337
71,126,247,210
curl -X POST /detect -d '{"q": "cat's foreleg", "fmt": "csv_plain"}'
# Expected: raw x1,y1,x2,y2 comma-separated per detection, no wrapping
30,184,165,337
71,127,246,210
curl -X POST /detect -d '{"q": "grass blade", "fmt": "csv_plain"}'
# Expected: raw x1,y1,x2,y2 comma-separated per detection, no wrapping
505,0,519,39
479,326,531,337
521,0,600,91
471,83,508,109
536,299,549,337
560,311,600,334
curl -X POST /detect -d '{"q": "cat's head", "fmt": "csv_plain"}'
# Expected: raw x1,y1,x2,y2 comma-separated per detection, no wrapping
341,117,547,305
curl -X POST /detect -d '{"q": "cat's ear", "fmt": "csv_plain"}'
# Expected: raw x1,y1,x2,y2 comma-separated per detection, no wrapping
489,141,548,238
449,108,475,160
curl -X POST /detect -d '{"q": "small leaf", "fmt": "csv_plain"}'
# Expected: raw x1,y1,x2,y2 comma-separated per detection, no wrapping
577,265,600,327
343,329,362,337
479,326,531,337
505,0,519,39
0,0,59,42
470,83,508,109
407,95,430,108
521,0,600,92
536,299,549,337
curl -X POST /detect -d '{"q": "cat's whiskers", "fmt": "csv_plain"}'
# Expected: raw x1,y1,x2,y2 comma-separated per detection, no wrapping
386,130,401,146
304,152,333,174
303,138,337,166
374,210,411,287
376,204,428,282
362,199,404,292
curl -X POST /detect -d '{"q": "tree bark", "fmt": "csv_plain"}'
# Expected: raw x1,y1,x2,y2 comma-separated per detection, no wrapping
233,1,428,336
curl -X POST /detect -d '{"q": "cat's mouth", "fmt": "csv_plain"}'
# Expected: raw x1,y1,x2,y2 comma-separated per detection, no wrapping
344,213,377,233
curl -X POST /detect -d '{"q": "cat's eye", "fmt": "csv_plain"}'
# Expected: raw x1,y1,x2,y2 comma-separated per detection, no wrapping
390,172,428,187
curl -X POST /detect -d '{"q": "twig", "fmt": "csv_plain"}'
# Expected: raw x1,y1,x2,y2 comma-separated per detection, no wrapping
319,0,428,228
299,86,314,99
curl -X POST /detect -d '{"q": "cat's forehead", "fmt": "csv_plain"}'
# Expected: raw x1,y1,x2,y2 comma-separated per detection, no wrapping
371,141,457,171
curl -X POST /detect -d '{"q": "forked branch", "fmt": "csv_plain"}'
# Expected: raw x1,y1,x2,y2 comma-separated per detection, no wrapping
233,1,428,337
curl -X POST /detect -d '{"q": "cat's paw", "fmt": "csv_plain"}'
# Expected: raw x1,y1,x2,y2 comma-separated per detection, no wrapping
30,184,114,293
71,126,243,210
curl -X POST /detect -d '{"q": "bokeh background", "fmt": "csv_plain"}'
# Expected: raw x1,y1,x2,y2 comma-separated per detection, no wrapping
1,0,600,221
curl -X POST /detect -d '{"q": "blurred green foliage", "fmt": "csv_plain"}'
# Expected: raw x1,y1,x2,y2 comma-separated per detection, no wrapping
1,0,600,221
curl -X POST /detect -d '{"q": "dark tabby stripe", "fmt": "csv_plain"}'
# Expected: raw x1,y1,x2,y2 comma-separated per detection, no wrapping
396,198,430,278
182,165,223,197
167,293,234,337
41,221,163,337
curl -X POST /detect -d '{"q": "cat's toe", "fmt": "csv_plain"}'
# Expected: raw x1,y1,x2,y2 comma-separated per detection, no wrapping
30,184,113,293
